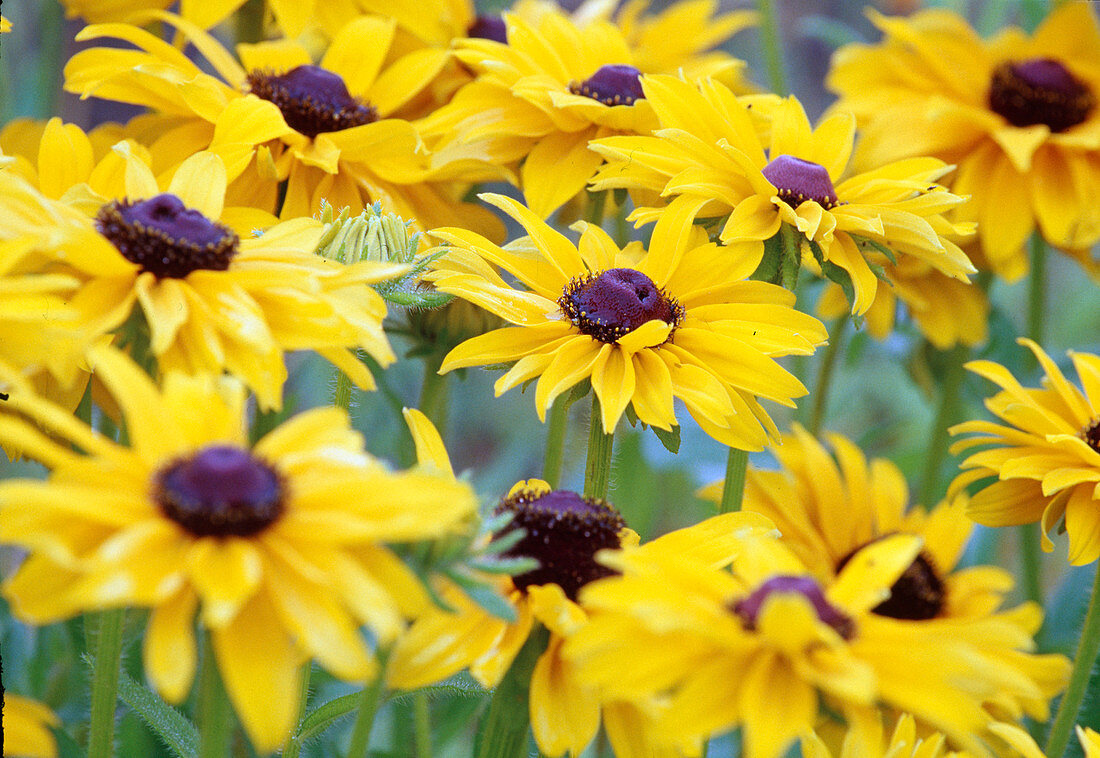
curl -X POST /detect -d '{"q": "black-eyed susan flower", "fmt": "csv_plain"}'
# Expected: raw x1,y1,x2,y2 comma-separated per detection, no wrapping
3,693,59,758
701,425,1070,723
568,531,1062,758
419,6,755,219
951,339,1100,566
588,76,977,315
0,346,477,753
828,3,1100,280
0,151,402,410
63,13,500,233
427,193,827,450
0,15,10,32
390,449,774,757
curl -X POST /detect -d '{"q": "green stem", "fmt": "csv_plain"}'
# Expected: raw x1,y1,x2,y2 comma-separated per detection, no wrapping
583,394,615,499
333,368,354,415
586,190,607,226
808,317,848,435
917,344,969,508
1027,233,1048,350
755,0,789,96
474,625,551,758
1044,560,1100,758
418,353,450,436
718,448,749,514
347,647,391,758
87,608,126,758
1019,523,1044,606
413,693,432,758
198,633,232,758
281,663,313,758
235,0,265,44
543,396,569,489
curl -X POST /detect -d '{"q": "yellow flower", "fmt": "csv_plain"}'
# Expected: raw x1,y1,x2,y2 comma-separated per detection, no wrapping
1,15,11,32
951,339,1100,566
428,193,827,450
828,3,1100,280
63,13,499,233
0,150,402,410
568,530,1061,758
1080,727,1100,758
0,346,477,753
420,6,755,219
4,694,59,758
390,454,768,757
589,76,977,315
702,425,1069,723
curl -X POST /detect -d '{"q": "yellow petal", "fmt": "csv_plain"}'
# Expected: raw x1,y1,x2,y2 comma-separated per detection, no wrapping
167,151,227,220
144,587,199,703
522,130,605,220
402,407,453,476
211,591,304,754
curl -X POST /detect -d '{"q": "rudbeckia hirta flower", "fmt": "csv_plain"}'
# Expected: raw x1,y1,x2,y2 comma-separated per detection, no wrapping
420,6,754,219
63,13,499,232
951,339,1100,566
589,76,977,315
828,3,1100,280
568,532,1059,758
0,346,477,753
0,151,402,410
427,193,828,450
389,445,772,758
701,425,1069,722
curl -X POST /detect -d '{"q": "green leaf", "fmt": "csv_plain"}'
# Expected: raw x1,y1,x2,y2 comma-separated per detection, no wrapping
111,664,200,758
651,423,681,454
852,235,898,266
751,230,783,283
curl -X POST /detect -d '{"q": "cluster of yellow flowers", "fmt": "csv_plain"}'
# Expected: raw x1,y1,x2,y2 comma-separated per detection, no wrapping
2,1,1100,758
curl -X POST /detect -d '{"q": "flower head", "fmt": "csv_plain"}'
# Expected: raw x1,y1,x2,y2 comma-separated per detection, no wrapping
702,425,1070,721
62,13,500,233
428,193,827,450
951,339,1100,566
420,6,754,218
567,529,1064,758
0,347,477,752
828,4,1100,279
0,149,402,410
589,76,977,315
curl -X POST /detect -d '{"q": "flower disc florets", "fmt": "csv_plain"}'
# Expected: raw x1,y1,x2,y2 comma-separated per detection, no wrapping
493,488,625,600
467,15,507,43
837,541,945,621
559,267,683,344
569,64,646,106
96,194,239,279
1081,418,1100,453
154,445,285,537
989,58,1095,133
732,574,855,639
761,155,839,210
247,64,378,138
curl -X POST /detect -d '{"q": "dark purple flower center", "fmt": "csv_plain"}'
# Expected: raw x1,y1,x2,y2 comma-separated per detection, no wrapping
96,194,239,279
568,64,645,106
493,488,625,601
248,64,378,138
732,574,855,639
989,58,1094,133
154,445,285,537
559,268,683,344
1081,418,1100,454
761,155,838,210
467,14,507,43
836,539,945,621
